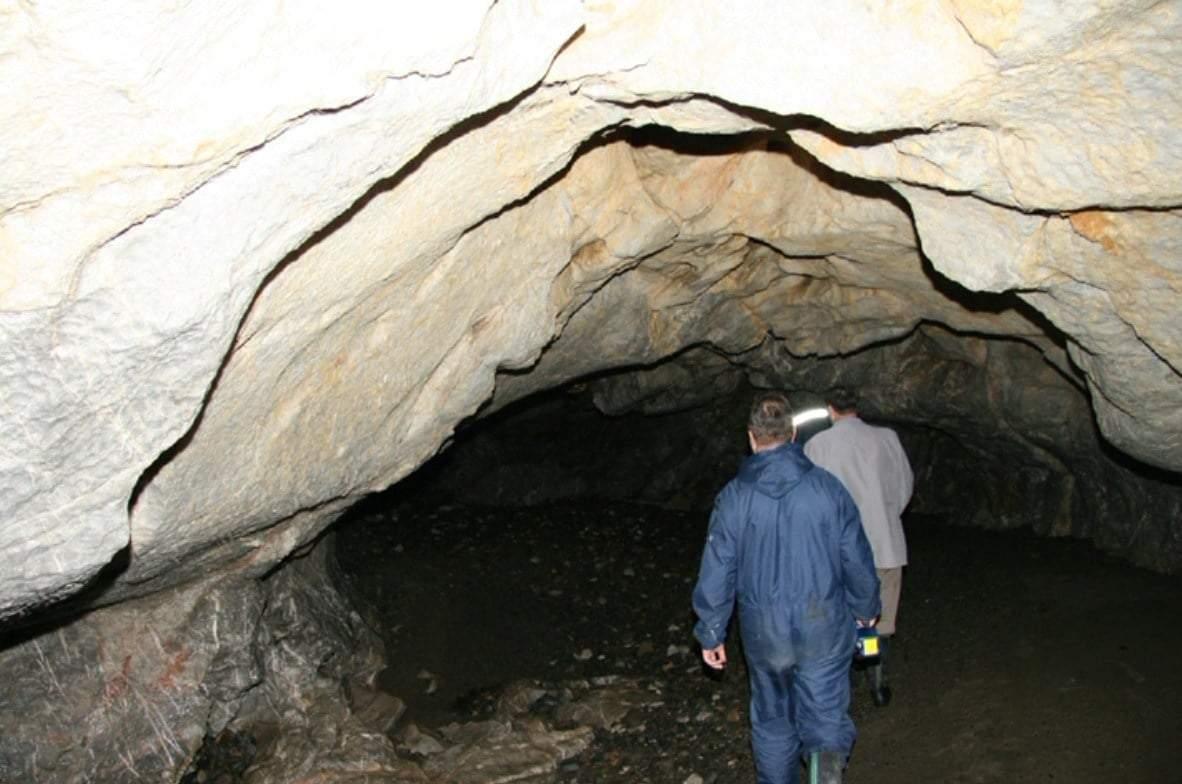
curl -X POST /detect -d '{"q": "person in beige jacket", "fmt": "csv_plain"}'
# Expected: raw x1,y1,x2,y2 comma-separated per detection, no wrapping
804,387,913,707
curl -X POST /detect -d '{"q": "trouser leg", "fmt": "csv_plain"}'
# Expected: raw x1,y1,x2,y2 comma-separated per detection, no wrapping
794,645,857,761
869,635,892,706
875,567,902,636
749,661,803,784
871,567,901,707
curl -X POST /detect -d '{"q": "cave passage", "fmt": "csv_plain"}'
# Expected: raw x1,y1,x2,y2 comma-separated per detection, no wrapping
330,387,1182,784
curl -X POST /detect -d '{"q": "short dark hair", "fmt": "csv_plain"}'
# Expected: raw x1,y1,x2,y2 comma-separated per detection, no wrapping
826,386,858,414
749,391,793,443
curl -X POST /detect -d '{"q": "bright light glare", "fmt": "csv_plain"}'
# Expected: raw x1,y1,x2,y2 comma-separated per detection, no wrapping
791,407,830,427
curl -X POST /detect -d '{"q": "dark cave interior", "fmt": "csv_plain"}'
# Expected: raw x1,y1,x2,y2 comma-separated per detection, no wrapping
324,370,1182,783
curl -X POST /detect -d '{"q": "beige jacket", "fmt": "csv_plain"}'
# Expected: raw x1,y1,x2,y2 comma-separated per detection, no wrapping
804,416,913,568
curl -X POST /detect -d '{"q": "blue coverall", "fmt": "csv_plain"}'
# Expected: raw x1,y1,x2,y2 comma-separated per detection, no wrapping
693,442,880,784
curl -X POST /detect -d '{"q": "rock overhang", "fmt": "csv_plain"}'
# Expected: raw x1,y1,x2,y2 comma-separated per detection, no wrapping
1,0,1180,624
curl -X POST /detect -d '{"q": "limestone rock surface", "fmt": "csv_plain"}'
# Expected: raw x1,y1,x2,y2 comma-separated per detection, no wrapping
1,0,1180,644
0,0,585,621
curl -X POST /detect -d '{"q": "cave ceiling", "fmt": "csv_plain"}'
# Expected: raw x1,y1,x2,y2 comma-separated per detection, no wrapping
1,0,1180,621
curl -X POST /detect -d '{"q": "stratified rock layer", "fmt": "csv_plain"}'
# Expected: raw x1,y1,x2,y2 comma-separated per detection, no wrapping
3,0,1180,621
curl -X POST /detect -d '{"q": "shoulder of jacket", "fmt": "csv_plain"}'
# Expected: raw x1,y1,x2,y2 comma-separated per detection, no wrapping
865,421,898,439
716,476,746,501
805,429,835,449
809,463,840,487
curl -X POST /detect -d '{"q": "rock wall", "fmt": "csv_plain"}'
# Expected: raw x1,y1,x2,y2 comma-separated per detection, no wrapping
0,542,402,783
414,330,1182,573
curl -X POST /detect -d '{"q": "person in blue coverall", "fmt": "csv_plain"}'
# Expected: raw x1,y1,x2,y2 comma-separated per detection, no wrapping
692,391,881,784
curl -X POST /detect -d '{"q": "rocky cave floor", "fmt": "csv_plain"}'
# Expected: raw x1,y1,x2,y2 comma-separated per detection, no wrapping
312,498,1182,784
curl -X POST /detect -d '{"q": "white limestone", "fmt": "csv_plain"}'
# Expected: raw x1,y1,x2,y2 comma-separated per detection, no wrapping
2,0,1180,621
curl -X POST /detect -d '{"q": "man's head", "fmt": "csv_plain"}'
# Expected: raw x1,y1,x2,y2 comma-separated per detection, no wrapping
826,386,858,417
748,391,794,451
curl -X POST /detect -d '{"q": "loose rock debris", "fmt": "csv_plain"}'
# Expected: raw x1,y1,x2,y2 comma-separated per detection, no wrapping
333,501,760,783
329,499,1182,784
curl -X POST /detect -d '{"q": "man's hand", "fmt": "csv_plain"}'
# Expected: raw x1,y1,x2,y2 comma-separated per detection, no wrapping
702,644,727,670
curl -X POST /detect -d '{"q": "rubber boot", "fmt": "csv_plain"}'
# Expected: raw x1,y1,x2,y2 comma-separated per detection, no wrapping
870,636,892,707
808,750,844,784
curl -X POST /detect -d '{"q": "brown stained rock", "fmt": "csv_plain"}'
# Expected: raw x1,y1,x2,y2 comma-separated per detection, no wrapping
1068,210,1120,254
0,575,265,784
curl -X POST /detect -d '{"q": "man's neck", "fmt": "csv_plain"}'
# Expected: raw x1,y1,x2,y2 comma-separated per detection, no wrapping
829,408,858,422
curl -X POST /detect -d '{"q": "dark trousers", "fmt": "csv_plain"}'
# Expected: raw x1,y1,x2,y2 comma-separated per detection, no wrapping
744,633,856,784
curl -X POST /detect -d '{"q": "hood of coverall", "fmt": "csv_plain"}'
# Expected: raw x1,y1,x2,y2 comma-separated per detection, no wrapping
737,441,810,498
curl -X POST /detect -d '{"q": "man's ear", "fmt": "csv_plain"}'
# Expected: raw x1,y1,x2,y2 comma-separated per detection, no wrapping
747,429,758,453
791,425,799,443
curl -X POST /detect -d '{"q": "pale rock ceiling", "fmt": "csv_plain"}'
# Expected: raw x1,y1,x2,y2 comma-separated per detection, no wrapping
2,0,1180,622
